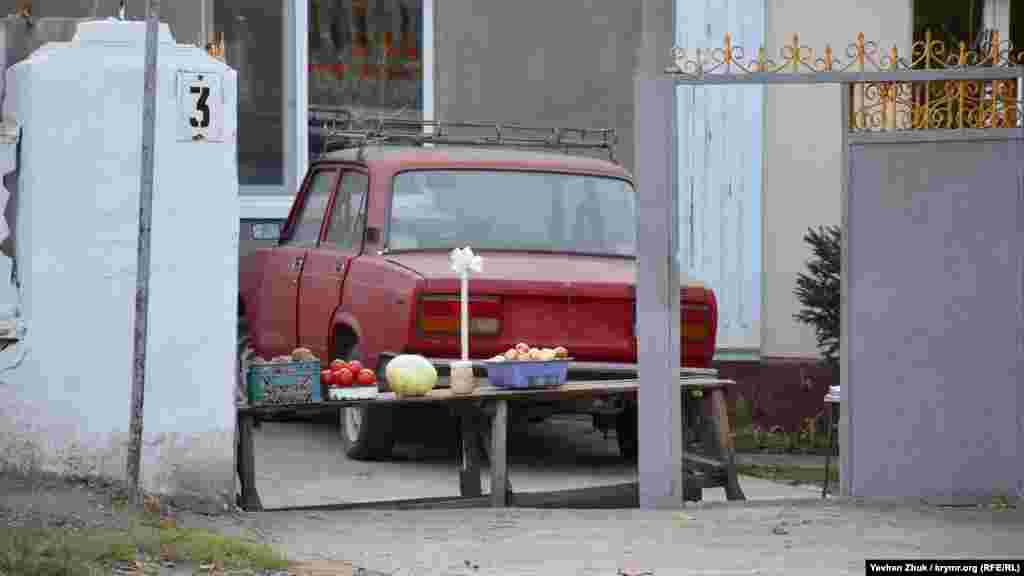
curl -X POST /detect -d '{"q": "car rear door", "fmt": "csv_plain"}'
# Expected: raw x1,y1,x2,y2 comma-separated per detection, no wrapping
297,169,369,363
253,167,339,358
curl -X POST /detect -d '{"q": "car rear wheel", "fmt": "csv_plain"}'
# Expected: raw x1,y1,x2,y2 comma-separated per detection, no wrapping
338,346,395,460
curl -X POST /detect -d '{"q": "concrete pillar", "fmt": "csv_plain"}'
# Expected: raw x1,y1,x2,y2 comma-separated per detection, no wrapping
635,0,680,511
635,76,682,509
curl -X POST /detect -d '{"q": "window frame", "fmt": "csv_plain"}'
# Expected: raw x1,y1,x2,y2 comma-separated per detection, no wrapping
322,168,371,251
383,167,637,257
278,166,340,248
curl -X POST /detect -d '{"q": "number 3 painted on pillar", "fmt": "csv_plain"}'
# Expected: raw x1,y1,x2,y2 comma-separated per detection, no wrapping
190,85,211,129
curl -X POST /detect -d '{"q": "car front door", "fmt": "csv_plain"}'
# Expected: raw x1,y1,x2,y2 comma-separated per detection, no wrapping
254,167,339,358
297,169,369,363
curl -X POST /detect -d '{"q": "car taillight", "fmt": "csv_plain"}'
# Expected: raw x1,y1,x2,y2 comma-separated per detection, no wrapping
418,294,502,336
682,304,710,342
681,302,712,366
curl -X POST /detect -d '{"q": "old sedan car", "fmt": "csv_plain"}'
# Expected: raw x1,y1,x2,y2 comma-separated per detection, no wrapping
238,121,718,461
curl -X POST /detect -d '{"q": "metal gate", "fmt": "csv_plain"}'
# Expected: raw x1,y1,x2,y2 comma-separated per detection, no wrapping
634,31,1024,502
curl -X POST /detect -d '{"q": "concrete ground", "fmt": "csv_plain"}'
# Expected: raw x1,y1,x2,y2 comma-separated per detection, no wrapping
250,411,821,509
190,499,1024,576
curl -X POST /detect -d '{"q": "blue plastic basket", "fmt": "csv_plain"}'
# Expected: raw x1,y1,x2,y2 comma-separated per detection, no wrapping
247,360,322,404
484,359,571,389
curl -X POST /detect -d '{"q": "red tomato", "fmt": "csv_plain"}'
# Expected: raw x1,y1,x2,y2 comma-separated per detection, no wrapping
356,368,376,386
320,370,334,386
347,360,363,374
329,359,347,372
335,367,355,387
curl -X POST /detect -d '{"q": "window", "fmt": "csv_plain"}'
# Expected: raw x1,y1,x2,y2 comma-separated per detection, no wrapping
325,172,369,249
388,171,636,256
1015,1,1024,49
914,0,985,47
285,170,338,246
913,0,1024,48
214,1,284,188
308,1,424,156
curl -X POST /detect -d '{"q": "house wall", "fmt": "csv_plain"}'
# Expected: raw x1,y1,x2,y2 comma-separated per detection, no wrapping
761,0,912,359
0,0,210,45
433,1,650,174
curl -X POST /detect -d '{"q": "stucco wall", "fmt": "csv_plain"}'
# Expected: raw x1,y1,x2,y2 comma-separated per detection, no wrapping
0,20,238,513
846,134,1023,500
762,0,911,358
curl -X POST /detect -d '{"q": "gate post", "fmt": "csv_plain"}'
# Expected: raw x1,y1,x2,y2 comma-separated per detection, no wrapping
635,76,683,509
839,84,851,497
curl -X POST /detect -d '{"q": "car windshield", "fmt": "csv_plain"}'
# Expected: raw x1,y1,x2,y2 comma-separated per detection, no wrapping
388,170,636,256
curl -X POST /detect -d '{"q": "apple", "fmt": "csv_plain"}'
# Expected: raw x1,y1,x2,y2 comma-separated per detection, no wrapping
321,370,334,386
347,360,364,374
329,359,347,372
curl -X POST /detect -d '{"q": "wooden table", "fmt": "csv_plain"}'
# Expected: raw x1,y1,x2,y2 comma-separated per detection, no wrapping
235,377,744,511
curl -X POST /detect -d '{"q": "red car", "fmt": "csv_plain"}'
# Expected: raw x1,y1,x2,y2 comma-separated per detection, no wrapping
238,124,718,460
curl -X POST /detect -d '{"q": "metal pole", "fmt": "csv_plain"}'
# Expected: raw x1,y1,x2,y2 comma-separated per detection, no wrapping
127,0,160,508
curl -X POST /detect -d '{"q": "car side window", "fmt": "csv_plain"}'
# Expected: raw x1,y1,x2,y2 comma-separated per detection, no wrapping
283,169,337,247
325,172,369,250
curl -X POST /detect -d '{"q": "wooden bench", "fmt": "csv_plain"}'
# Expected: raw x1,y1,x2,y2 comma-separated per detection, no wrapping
235,377,745,511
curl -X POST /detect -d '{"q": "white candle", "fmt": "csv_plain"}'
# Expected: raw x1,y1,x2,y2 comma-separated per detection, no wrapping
460,272,469,361
449,246,483,363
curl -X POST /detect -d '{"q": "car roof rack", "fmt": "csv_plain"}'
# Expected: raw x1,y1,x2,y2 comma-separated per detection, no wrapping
318,116,618,163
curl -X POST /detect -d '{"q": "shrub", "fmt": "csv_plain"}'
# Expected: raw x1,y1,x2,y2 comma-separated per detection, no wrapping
794,225,841,375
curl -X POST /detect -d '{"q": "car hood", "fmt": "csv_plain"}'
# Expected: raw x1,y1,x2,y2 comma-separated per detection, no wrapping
383,251,705,288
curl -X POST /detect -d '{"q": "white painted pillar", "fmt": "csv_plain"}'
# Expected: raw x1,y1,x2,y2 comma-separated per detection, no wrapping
983,0,1011,38
422,0,435,131
635,77,682,509
283,0,309,196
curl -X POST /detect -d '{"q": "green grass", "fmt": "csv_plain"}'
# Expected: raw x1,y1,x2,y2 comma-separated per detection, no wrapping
737,463,839,485
732,426,834,453
0,510,289,576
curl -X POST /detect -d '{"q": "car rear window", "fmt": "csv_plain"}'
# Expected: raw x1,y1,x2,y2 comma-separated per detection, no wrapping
388,170,636,256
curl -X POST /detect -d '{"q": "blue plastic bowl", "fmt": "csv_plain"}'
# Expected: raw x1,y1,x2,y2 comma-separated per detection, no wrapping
483,359,571,389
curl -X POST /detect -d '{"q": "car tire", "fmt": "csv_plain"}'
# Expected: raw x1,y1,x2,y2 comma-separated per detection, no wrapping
616,403,638,461
339,346,395,461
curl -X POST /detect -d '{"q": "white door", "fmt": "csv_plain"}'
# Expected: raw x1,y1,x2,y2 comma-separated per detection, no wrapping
676,0,764,352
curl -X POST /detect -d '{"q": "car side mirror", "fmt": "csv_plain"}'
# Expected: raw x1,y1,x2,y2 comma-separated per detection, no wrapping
365,227,381,244
251,221,282,243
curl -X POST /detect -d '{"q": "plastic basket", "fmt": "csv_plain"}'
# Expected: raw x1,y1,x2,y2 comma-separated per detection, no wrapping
247,360,322,404
484,359,571,389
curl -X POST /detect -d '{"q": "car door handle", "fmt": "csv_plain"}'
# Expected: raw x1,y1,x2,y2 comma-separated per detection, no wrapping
335,259,345,273
290,256,304,271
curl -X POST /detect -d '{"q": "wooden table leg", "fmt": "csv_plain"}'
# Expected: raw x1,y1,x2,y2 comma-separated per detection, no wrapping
237,412,263,511
709,388,746,501
490,399,509,507
823,402,836,498
459,407,482,498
